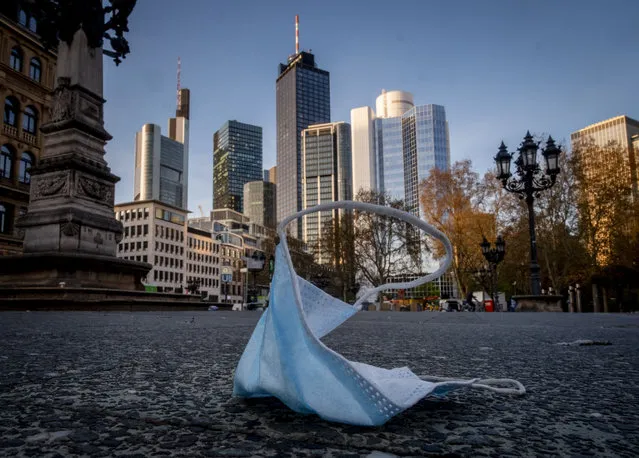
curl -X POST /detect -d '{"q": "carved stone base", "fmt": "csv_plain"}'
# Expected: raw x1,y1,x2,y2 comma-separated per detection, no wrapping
0,252,150,290
514,295,564,312
0,287,205,311
17,153,122,256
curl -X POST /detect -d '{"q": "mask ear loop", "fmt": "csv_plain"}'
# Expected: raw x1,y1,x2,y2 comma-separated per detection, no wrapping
419,375,526,395
276,200,454,311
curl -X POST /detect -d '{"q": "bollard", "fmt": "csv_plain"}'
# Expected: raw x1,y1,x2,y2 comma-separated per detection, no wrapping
568,286,574,313
576,284,582,313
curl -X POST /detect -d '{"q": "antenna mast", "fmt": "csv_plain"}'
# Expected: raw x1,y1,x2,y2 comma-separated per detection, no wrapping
177,57,182,109
295,15,299,54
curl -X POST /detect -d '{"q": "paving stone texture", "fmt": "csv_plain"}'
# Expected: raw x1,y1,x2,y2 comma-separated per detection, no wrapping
1,311,638,457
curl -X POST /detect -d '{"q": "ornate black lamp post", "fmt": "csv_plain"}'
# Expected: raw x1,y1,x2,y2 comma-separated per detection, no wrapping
495,132,561,296
480,235,506,311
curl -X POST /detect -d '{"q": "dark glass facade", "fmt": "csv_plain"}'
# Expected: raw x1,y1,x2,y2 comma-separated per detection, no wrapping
301,122,352,253
213,121,263,213
243,180,276,229
159,136,185,208
276,52,330,237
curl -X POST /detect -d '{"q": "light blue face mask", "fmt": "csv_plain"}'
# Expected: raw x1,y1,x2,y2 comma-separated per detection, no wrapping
233,201,524,426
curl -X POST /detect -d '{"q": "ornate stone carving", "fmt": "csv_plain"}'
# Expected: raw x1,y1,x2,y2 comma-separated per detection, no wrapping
76,176,114,204
60,221,80,237
34,0,137,65
15,227,25,241
33,173,69,199
94,232,104,245
81,98,100,120
114,232,123,244
49,77,76,123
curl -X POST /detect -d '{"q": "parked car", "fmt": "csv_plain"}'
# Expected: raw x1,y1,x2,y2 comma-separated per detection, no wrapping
439,299,463,312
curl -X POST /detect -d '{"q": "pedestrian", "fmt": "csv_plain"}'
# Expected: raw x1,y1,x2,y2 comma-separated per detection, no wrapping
466,291,477,312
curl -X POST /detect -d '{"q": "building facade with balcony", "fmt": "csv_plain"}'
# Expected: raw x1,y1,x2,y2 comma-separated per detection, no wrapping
189,209,275,305
0,2,56,255
115,200,224,300
186,226,221,301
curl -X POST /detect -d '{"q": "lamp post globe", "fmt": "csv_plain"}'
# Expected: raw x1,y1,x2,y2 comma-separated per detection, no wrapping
495,142,512,181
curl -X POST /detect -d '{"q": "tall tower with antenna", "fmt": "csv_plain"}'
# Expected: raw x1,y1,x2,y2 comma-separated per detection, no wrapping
177,56,181,109
276,15,331,237
134,58,191,210
169,57,190,208
295,15,299,54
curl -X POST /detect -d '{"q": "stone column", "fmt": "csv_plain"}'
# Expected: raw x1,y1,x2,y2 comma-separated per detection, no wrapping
17,29,123,256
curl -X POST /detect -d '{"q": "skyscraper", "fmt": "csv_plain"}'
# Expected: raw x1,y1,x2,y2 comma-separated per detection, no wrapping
276,16,331,237
134,88,190,209
243,180,276,229
213,120,263,213
351,90,450,215
301,122,352,259
350,106,376,194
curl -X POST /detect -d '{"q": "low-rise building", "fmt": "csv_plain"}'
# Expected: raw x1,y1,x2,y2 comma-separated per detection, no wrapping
115,200,187,293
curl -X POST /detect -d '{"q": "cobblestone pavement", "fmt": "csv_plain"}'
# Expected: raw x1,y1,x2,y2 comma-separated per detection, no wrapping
1,311,638,457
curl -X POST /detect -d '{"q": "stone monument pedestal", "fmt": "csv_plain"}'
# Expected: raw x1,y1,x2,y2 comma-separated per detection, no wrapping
514,295,563,312
0,252,148,290
0,23,203,308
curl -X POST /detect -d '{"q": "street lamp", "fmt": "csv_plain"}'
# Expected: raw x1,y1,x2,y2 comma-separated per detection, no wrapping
495,132,562,296
480,235,506,311
247,251,266,306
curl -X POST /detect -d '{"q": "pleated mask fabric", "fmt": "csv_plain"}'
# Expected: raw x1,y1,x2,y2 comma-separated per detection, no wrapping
233,201,525,426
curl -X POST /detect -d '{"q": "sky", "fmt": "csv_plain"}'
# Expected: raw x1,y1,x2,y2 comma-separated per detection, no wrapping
102,0,639,215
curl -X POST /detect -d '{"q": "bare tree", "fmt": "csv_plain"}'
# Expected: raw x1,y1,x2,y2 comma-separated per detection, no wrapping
348,189,417,288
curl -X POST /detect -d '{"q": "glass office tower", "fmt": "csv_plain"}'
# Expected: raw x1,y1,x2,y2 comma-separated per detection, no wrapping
374,104,450,215
276,51,330,238
213,121,263,213
134,88,190,210
134,124,187,209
